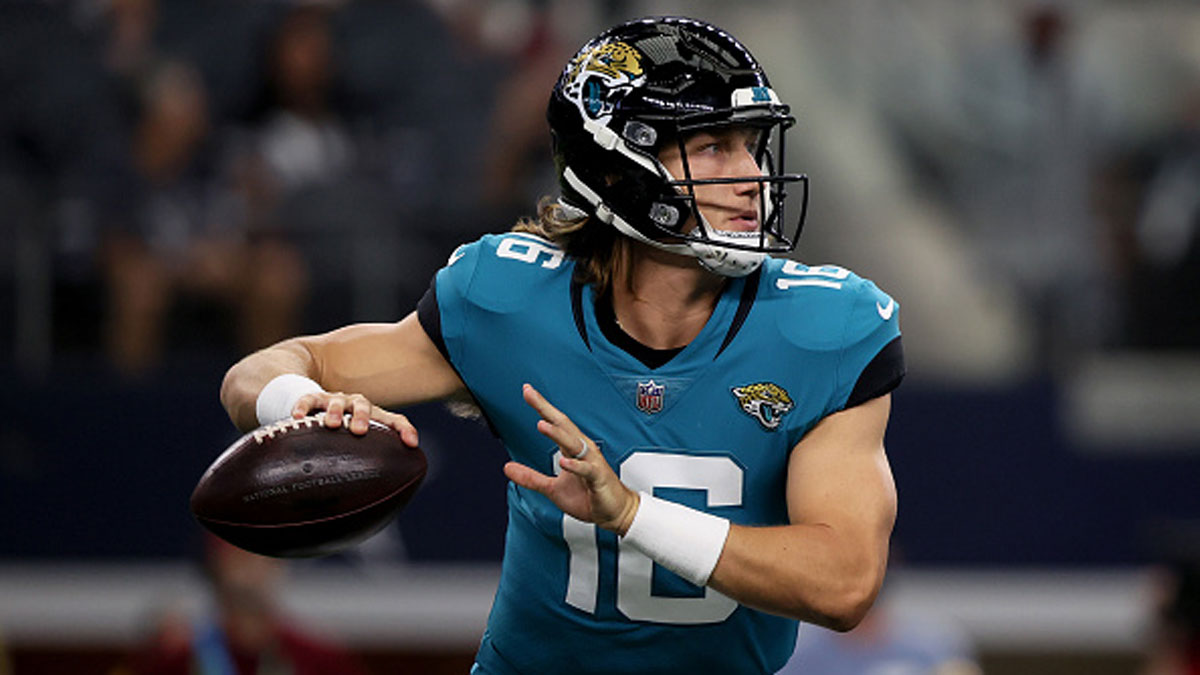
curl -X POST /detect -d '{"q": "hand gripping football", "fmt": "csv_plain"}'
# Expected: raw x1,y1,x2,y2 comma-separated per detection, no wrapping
191,413,426,558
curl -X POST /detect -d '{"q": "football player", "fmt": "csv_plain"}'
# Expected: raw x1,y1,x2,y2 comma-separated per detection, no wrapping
221,16,904,674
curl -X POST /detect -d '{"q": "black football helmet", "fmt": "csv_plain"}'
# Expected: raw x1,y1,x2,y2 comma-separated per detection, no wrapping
547,16,808,277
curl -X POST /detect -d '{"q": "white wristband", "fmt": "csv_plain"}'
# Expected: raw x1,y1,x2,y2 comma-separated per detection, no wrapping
255,373,325,426
621,492,731,587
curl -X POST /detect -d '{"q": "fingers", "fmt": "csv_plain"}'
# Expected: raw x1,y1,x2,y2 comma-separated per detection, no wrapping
319,394,349,429
503,461,554,494
523,383,576,432
525,383,604,481
518,384,638,533
377,409,420,448
347,395,373,434
557,452,599,483
525,383,586,449
290,391,418,445
292,392,322,418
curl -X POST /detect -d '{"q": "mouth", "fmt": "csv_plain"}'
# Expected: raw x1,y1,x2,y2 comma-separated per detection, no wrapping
727,210,760,231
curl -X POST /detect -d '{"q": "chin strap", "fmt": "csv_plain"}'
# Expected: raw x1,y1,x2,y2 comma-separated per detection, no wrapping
690,241,765,277
556,198,589,220
689,221,767,278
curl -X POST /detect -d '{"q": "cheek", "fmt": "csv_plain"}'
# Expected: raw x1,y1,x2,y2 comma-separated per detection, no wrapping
659,154,684,180
683,154,723,180
686,186,723,228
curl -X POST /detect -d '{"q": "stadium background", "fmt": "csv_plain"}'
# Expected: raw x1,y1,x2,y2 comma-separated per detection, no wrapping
2,0,1199,673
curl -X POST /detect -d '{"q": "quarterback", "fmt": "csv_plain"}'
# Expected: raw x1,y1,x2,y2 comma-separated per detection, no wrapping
221,16,904,674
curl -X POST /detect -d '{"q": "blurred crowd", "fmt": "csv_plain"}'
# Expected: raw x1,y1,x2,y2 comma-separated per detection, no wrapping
121,536,371,675
2,0,1200,381
0,0,589,377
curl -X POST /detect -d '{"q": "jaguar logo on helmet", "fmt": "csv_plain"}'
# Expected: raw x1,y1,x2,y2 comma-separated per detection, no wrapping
731,382,794,431
563,41,645,120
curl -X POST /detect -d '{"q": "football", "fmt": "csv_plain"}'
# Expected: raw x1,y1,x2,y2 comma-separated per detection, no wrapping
191,413,426,558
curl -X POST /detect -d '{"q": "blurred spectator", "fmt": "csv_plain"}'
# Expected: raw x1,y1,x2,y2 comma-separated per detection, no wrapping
235,1,415,326
251,0,556,321
473,2,575,219
873,2,1118,365
771,545,982,674
127,536,369,675
102,59,308,374
100,0,159,86
251,4,355,196
1144,557,1200,675
1103,81,1200,350
777,594,982,675
1,1,138,364
0,629,10,675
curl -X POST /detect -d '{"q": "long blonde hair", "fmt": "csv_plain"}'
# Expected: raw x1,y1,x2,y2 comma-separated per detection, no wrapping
512,197,631,297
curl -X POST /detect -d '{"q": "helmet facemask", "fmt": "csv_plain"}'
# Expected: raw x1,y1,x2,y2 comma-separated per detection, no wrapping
649,112,809,276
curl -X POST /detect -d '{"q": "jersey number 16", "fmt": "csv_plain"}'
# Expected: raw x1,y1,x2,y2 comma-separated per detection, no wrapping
557,450,742,625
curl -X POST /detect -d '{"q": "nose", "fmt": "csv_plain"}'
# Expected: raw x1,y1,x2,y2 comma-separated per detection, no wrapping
733,147,762,198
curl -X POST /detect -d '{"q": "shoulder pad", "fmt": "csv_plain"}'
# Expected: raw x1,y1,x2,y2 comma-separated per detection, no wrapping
761,259,900,352
758,258,901,412
436,233,570,314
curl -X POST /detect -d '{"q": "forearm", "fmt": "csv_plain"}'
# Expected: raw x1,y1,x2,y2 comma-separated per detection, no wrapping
220,339,317,432
219,315,467,432
708,522,888,631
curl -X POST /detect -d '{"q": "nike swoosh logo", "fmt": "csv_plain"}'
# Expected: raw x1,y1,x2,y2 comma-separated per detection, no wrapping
876,298,895,321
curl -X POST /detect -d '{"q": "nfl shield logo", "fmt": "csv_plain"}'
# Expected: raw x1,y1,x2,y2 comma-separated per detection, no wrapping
636,380,665,415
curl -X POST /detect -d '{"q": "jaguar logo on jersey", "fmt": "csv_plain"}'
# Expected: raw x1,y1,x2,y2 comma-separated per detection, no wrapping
731,382,794,430
564,41,645,120
635,380,665,415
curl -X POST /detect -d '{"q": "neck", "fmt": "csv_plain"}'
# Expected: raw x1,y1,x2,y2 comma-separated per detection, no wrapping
610,242,726,350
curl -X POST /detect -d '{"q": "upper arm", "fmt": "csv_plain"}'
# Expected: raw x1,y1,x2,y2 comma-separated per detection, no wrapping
299,311,467,409
786,394,897,574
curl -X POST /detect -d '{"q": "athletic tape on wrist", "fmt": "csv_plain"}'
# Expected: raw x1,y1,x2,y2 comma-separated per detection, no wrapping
255,373,324,426
621,492,731,588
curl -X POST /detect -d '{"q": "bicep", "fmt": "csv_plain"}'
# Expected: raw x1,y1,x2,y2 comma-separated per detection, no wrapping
787,395,897,558
300,311,466,408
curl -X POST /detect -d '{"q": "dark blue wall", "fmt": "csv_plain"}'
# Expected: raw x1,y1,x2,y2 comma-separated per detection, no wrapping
1,365,1196,566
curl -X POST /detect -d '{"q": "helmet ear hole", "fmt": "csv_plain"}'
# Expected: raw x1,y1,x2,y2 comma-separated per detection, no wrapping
623,121,658,148
649,203,680,228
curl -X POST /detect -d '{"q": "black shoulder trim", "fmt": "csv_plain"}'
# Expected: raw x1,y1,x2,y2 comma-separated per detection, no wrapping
571,275,591,351
417,279,503,439
845,336,906,409
417,281,452,364
715,267,762,359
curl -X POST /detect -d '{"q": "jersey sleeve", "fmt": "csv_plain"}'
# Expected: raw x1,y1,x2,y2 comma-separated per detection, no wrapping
416,240,483,372
833,277,904,412
416,232,572,382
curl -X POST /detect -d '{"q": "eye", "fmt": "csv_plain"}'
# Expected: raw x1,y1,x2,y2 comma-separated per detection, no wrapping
687,136,720,155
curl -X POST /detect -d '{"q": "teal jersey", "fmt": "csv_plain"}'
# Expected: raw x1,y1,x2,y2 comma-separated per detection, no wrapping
420,233,903,674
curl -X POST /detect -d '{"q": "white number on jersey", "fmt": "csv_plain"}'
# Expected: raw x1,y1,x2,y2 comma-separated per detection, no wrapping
776,261,849,290
558,450,741,625
495,235,565,269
